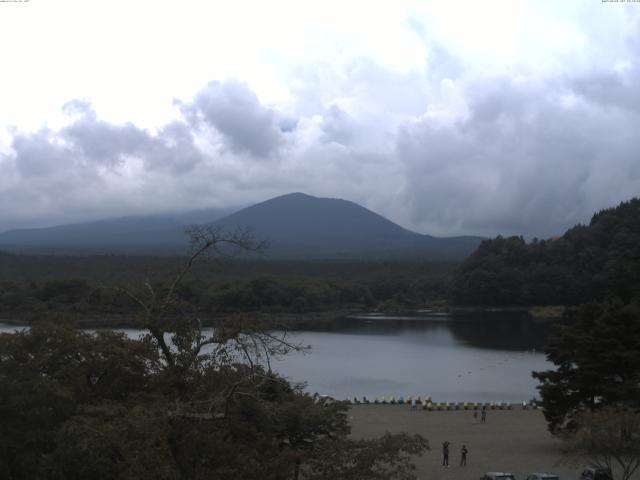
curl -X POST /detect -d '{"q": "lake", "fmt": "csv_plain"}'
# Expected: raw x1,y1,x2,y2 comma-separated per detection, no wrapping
0,311,553,403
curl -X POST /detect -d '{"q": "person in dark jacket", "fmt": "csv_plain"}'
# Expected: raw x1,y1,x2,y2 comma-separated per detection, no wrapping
460,444,468,466
442,440,450,467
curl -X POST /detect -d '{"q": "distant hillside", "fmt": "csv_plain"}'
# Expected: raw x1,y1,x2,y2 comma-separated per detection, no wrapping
0,207,236,254
216,192,412,239
0,193,483,259
213,193,482,259
452,198,640,305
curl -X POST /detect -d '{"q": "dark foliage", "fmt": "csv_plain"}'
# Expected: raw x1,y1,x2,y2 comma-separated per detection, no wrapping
532,300,640,433
452,198,640,306
0,227,428,479
0,323,430,479
0,257,454,320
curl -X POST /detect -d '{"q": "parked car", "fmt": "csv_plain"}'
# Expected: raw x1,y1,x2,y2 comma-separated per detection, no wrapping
526,473,560,480
481,472,516,480
579,467,612,480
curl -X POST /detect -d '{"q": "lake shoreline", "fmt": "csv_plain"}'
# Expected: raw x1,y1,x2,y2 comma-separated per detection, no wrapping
0,309,355,330
3,313,552,403
0,304,565,330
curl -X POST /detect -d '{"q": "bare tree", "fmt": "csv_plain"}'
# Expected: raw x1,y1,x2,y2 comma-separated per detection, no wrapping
109,225,313,421
112,225,303,372
567,407,640,480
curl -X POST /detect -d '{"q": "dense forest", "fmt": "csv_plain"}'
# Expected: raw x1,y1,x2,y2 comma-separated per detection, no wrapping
3,198,639,322
0,255,454,323
452,198,640,306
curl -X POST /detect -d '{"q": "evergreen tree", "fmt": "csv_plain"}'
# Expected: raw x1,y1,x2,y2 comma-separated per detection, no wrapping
452,198,640,306
532,300,640,433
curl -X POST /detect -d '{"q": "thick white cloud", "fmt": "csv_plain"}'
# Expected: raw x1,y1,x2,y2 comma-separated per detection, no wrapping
0,1,639,237
180,81,287,158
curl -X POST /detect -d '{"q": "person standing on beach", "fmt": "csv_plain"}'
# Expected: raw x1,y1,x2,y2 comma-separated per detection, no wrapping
481,408,487,423
473,410,478,422
460,444,468,466
442,440,450,467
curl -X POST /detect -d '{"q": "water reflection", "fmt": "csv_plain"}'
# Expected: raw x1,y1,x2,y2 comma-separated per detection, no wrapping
302,311,552,351
0,312,554,402
449,316,551,351
274,312,553,401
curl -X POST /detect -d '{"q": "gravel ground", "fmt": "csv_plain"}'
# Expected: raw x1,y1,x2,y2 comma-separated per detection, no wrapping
349,405,582,480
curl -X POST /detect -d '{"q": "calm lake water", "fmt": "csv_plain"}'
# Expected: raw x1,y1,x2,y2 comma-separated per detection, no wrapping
0,311,553,403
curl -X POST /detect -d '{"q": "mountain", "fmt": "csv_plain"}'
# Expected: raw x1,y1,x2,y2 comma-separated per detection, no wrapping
0,193,483,259
215,192,413,239
0,207,236,254
212,193,482,259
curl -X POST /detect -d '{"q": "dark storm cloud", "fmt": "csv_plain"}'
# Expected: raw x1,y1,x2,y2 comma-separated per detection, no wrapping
398,74,640,238
180,80,287,158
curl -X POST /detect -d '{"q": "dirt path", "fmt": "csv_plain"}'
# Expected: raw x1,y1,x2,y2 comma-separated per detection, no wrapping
349,405,581,480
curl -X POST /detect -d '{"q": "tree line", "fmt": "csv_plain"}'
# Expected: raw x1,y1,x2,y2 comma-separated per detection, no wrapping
0,259,453,321
452,198,640,306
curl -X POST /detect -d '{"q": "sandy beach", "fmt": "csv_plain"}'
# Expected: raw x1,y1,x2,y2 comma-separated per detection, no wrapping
349,405,583,480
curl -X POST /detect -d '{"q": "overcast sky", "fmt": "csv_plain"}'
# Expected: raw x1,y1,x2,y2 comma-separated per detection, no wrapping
1,0,639,237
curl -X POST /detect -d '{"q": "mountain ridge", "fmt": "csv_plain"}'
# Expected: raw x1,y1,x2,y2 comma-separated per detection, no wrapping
0,193,483,259
215,192,418,239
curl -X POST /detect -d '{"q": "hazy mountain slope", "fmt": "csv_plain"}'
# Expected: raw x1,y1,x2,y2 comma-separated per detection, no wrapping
215,193,415,239
213,193,482,259
0,207,235,253
0,193,483,259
